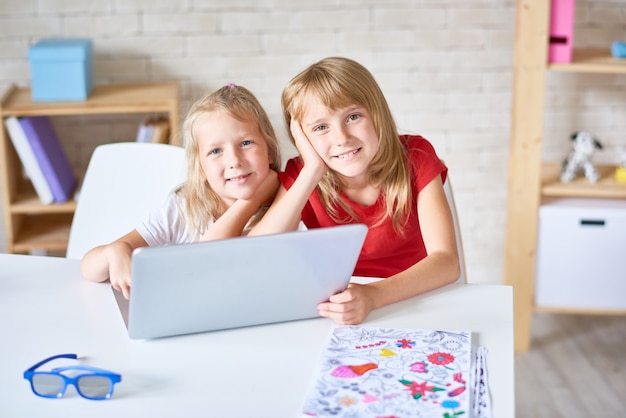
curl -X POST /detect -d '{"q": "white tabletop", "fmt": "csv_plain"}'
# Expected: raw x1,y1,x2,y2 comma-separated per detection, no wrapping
0,254,515,417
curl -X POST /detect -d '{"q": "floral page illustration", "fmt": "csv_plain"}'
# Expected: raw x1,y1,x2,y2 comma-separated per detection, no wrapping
303,326,476,418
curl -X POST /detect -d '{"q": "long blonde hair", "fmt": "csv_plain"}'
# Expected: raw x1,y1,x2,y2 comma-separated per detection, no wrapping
178,84,281,233
282,57,411,231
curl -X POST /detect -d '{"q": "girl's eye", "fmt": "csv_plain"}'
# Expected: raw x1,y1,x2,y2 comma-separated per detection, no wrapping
313,124,328,132
347,113,360,122
209,148,222,156
241,140,253,147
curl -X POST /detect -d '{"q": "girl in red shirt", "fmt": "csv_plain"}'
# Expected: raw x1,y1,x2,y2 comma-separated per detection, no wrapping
250,57,460,324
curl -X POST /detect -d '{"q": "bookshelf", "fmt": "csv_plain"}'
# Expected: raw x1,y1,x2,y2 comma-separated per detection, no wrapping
0,82,180,254
503,0,626,352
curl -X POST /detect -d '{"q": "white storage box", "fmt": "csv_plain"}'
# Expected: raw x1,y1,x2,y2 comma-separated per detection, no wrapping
535,198,626,310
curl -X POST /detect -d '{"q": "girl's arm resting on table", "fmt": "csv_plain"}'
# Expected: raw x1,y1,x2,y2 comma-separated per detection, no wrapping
201,170,279,241
317,175,460,325
80,229,148,300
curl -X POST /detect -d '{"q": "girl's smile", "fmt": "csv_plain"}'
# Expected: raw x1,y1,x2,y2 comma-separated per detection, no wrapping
334,147,362,161
226,172,252,183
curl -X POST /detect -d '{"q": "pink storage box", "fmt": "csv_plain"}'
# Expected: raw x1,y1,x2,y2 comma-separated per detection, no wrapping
548,0,575,63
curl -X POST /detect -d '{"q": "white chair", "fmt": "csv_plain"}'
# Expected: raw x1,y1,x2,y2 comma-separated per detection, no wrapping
66,142,186,260
443,177,467,284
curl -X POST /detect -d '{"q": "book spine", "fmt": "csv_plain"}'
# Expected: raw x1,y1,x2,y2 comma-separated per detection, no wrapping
19,116,77,203
3,117,54,204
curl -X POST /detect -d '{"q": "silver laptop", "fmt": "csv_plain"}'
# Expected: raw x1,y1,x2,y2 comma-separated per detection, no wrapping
112,224,368,339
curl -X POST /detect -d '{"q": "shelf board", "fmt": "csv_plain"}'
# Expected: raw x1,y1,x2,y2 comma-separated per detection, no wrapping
535,305,626,315
549,48,626,74
12,213,73,253
11,190,76,214
541,162,626,199
0,82,179,117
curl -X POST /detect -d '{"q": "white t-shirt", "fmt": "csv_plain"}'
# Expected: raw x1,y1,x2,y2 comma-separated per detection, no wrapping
136,192,210,247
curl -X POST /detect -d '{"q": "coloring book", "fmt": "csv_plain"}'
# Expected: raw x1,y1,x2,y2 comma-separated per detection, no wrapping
303,326,491,418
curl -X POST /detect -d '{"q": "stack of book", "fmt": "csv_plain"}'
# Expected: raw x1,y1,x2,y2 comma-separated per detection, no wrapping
4,116,77,205
135,117,170,144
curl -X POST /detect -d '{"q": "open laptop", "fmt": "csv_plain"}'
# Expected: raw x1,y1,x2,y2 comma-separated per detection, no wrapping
112,224,368,339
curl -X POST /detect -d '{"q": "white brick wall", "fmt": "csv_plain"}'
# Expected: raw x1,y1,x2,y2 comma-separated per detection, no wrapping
1,0,625,285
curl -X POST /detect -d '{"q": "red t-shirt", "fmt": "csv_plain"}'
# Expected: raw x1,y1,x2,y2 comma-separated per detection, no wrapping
278,135,447,278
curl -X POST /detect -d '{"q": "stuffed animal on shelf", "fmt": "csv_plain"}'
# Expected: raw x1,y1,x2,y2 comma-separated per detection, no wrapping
560,131,603,183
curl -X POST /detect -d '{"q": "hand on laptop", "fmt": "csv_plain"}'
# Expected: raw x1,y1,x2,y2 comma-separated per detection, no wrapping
81,230,148,300
105,241,133,300
81,240,133,300
316,283,377,325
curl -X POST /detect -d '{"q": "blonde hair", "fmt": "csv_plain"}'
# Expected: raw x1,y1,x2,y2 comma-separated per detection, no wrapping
281,57,411,231
178,84,281,234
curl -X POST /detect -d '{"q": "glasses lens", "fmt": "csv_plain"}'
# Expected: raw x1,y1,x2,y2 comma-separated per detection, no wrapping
77,376,112,399
31,373,65,397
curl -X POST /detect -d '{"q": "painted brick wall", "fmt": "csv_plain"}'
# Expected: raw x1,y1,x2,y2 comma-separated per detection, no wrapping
0,0,624,284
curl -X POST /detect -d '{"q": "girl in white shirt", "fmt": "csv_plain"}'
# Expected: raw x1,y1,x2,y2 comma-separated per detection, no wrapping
81,84,281,299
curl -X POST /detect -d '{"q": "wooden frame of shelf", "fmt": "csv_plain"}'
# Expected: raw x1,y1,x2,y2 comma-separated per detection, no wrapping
504,0,626,352
0,82,180,254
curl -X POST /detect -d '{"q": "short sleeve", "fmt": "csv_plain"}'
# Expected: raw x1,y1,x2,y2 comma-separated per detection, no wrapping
136,193,201,246
403,135,447,192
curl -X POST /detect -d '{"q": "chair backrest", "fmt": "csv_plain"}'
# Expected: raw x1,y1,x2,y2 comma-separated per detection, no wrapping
66,142,186,259
443,176,467,284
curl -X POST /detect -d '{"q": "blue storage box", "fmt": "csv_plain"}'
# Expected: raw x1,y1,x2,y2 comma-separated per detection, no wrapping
28,39,93,101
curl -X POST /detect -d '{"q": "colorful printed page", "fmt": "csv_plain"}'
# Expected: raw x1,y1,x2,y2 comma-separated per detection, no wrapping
303,326,485,418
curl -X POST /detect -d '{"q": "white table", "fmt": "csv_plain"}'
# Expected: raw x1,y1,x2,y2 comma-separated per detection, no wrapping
0,254,515,417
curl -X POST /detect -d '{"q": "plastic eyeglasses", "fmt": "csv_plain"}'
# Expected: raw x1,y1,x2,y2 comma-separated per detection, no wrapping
23,353,121,400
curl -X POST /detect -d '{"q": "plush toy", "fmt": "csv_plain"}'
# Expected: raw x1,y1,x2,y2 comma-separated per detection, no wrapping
560,131,603,183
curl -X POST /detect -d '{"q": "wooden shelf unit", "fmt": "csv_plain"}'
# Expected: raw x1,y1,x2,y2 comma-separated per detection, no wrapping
0,82,180,254
504,1,626,352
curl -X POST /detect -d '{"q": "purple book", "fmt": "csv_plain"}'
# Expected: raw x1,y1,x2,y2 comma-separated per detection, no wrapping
18,116,77,203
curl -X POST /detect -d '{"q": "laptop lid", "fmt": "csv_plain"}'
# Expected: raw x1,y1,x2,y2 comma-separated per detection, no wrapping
117,224,367,339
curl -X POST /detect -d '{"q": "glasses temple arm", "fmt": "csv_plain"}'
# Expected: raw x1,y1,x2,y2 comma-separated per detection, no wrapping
24,353,78,373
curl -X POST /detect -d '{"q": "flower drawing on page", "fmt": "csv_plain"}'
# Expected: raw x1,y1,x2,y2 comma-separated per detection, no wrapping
428,352,455,366
399,379,445,400
338,395,356,406
453,372,466,384
395,339,416,349
331,362,378,378
410,361,428,373
380,348,396,357
448,385,466,397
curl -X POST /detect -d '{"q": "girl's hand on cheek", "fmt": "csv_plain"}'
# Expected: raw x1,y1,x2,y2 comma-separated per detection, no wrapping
290,119,326,180
317,283,376,325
